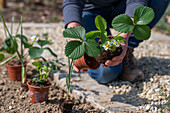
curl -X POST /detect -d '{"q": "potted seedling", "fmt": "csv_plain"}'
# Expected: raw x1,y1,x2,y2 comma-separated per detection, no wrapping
0,15,29,83
63,6,155,70
0,14,59,89
59,56,74,113
27,60,64,103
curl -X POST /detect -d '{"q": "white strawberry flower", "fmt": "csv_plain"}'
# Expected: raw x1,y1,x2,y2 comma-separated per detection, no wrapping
31,36,39,42
111,39,119,47
103,41,111,51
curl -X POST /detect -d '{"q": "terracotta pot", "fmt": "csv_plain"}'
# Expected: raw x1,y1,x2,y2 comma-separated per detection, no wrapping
6,63,27,81
74,53,100,71
59,98,74,113
27,81,50,103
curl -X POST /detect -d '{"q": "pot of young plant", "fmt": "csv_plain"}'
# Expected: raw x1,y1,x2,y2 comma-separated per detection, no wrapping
63,6,155,70
6,59,27,81
74,53,100,71
27,60,62,103
59,97,74,113
0,15,30,84
27,80,51,103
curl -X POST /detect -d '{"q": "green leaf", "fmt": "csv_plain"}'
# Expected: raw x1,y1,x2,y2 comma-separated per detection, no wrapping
15,34,32,48
85,31,101,40
29,47,44,59
100,33,107,44
0,47,5,52
133,25,151,40
84,40,101,57
56,60,65,66
35,74,40,77
134,6,155,25
44,47,58,57
115,36,126,44
0,55,16,65
38,79,45,83
0,54,5,61
32,78,37,82
32,56,47,61
32,61,41,67
3,37,17,54
63,26,85,40
37,40,53,47
42,33,48,39
65,41,85,59
112,14,134,33
95,15,107,32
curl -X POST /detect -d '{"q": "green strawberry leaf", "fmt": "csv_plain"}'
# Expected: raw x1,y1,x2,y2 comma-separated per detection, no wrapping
95,15,107,32
63,26,85,40
37,40,53,47
134,6,155,25
29,47,44,59
32,61,41,67
100,33,107,44
112,14,134,33
65,41,85,59
115,36,126,44
84,40,101,57
0,54,5,61
133,25,151,40
85,30,101,40
44,47,58,57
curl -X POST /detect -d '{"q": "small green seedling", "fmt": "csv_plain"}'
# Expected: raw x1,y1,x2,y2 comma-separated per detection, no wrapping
32,60,65,83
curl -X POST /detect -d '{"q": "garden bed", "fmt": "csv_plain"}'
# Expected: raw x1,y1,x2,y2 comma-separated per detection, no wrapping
0,64,104,112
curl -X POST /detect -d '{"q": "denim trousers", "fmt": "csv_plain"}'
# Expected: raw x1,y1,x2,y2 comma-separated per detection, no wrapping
82,0,169,84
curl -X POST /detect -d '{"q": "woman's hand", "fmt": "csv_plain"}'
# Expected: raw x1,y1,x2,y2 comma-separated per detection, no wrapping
105,32,132,66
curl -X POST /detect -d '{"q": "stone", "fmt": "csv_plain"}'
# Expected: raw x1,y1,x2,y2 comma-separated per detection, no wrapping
144,105,151,112
9,106,12,110
0,80,5,85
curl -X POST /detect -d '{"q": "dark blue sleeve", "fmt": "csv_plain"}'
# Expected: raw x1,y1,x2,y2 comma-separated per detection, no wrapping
63,0,84,28
125,0,149,17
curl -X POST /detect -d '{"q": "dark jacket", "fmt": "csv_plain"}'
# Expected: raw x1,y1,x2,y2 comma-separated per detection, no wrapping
63,0,149,27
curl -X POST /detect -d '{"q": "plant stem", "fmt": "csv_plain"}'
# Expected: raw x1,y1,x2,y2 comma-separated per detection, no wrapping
0,55,17,65
11,16,14,35
20,16,23,59
66,57,74,98
114,32,122,38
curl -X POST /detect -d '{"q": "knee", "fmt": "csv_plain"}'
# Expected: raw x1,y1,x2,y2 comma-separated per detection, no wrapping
88,64,122,84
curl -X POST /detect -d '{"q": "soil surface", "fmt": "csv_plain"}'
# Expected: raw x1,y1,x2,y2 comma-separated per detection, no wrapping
29,79,51,87
0,64,104,113
95,36,123,63
0,0,63,23
7,58,27,66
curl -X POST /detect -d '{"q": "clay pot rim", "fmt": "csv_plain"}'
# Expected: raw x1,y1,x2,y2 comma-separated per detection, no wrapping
6,63,27,67
27,81,51,89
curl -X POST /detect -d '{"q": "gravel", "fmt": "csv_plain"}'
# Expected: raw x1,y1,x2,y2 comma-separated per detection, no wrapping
108,40,170,112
